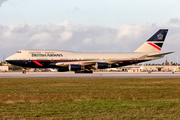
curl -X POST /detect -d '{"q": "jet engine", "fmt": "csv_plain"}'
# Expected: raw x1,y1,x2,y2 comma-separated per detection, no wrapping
95,62,111,69
69,64,84,71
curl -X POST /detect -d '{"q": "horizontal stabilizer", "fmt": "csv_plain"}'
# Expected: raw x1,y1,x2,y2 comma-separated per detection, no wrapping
147,51,174,57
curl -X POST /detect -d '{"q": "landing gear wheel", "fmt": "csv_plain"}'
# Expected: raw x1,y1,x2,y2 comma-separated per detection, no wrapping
22,70,26,74
75,70,93,74
75,70,80,73
85,70,93,73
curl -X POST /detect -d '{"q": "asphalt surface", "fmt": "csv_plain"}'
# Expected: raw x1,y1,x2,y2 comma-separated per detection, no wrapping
0,71,180,78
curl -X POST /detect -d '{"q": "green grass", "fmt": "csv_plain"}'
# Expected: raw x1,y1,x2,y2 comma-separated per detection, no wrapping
0,78,180,119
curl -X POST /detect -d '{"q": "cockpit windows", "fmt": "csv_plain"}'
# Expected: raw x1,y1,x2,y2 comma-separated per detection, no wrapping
16,51,21,53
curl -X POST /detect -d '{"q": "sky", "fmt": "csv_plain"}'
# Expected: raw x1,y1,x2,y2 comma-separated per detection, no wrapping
0,0,180,64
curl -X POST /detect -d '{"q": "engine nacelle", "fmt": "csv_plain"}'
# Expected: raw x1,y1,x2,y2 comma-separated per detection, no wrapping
95,62,111,69
69,64,84,71
58,67,69,72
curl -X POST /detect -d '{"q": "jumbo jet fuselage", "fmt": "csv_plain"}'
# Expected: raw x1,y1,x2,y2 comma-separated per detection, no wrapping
6,50,160,67
6,29,173,73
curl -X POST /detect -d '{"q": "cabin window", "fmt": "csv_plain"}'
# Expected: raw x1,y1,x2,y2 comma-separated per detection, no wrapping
16,51,21,53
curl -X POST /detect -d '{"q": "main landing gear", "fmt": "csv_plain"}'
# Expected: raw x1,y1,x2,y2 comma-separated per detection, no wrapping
22,68,26,74
75,70,93,73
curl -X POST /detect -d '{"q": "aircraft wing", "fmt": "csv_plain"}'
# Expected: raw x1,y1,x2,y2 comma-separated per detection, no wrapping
55,58,133,67
55,61,97,67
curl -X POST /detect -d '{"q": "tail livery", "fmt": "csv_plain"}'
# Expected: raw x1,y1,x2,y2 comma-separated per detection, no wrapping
134,29,168,53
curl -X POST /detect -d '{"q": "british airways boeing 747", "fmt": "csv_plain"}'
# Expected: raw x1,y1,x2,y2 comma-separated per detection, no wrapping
6,29,173,73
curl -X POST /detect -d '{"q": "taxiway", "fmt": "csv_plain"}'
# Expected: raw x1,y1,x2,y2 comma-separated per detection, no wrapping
0,72,180,78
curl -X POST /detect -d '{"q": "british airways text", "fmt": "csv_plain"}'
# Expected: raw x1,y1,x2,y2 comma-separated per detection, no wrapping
32,54,63,57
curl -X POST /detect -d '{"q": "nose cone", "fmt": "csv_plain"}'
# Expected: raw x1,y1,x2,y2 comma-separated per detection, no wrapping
5,56,17,65
5,56,12,63
6,58,10,63
6,57,10,61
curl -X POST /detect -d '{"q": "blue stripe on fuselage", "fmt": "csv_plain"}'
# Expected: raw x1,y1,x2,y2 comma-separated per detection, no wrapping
6,59,149,68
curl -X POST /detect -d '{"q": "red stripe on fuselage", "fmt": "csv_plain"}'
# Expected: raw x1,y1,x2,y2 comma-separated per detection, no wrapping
148,43,161,51
32,60,43,66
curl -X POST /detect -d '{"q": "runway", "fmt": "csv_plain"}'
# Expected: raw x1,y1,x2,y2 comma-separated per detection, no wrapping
1,72,180,78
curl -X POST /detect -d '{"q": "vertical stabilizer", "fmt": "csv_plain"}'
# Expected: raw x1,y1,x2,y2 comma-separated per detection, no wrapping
134,29,168,53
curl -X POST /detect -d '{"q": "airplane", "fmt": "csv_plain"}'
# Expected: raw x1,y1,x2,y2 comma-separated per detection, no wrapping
6,29,174,74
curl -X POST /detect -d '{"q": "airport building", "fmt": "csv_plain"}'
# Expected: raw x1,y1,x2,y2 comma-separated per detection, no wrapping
96,64,180,73
114,65,180,72
0,66,8,72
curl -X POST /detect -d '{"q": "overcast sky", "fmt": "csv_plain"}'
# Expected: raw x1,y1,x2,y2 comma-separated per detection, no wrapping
0,0,180,63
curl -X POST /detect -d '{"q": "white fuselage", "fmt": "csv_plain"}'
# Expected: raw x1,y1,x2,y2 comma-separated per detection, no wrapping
6,50,158,61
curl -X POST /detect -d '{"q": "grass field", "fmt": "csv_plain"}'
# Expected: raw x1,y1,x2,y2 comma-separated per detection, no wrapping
0,78,180,119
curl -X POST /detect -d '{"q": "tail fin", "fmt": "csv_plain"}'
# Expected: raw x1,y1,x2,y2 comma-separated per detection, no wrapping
134,29,168,52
